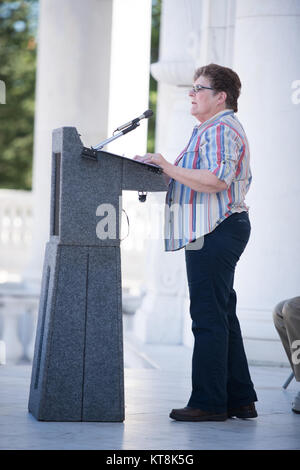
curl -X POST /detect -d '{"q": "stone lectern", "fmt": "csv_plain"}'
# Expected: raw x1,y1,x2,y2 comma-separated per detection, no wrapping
28,127,167,422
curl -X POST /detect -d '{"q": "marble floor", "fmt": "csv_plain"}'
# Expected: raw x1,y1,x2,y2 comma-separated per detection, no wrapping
0,335,299,450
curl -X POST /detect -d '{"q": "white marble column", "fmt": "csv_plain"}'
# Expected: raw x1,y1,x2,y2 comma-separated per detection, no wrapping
24,0,152,290
231,0,300,364
24,0,113,289
133,0,237,344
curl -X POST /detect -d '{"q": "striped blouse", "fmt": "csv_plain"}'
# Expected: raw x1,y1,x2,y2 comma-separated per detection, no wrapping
164,109,252,251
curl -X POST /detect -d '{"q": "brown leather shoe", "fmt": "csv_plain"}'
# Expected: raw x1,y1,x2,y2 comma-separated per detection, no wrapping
228,403,258,419
169,406,227,422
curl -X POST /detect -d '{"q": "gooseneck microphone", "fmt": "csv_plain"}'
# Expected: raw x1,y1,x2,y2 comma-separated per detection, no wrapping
114,109,153,133
90,109,153,151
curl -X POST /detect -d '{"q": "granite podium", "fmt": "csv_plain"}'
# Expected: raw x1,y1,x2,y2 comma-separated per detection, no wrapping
28,127,167,421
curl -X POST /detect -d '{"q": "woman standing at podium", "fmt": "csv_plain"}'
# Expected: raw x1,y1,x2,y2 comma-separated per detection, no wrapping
134,63,258,422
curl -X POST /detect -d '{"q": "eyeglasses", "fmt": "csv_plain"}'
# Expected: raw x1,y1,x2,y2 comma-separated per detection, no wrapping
190,84,214,93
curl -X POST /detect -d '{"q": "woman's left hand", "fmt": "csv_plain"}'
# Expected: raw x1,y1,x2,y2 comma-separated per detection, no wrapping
133,153,168,169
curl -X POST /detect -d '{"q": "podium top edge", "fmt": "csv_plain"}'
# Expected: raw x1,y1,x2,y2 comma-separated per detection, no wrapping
98,150,162,171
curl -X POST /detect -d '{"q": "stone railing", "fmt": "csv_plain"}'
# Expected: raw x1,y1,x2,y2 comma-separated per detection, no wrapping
0,189,33,283
0,189,37,364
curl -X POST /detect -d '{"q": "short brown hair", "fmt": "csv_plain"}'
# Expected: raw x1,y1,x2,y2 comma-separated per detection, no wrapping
193,64,241,112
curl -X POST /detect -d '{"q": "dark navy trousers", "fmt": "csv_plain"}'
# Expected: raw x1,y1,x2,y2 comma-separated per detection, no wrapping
185,211,257,413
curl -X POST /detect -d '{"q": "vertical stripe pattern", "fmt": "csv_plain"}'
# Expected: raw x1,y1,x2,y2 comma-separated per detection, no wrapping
164,110,252,251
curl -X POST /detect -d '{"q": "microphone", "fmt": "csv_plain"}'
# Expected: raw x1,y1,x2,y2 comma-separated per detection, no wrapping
114,109,153,132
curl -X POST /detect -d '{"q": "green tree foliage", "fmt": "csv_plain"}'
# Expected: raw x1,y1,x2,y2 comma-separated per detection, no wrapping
147,0,161,153
0,0,38,190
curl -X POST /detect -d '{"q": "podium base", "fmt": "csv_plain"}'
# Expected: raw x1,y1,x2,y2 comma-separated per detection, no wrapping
28,240,124,422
